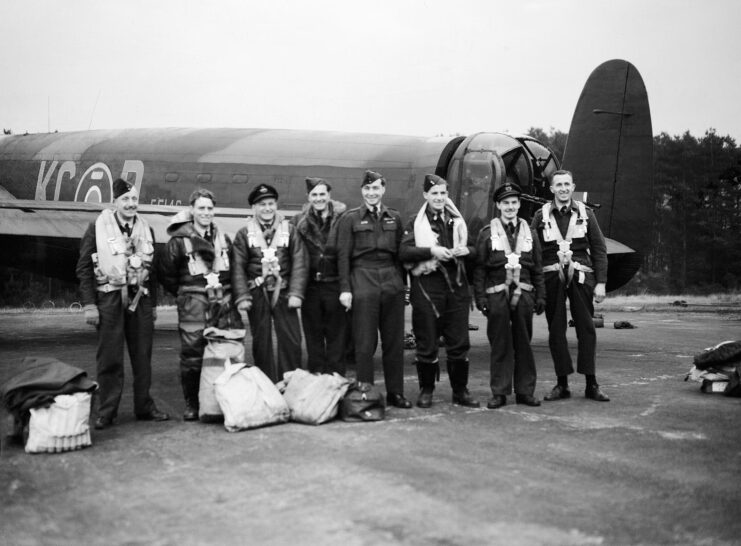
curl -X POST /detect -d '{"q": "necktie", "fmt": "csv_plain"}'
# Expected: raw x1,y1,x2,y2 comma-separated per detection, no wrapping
371,206,378,220
121,223,131,237
507,223,515,236
262,224,274,244
560,206,568,215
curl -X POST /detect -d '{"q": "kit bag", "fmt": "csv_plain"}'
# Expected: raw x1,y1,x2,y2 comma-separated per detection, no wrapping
25,392,93,454
279,369,351,425
214,363,289,432
199,327,246,422
339,381,386,422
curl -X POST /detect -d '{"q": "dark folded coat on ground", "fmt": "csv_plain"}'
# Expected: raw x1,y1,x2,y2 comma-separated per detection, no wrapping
1,356,97,417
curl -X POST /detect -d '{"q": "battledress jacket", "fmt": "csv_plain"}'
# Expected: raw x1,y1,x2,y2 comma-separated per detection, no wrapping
231,216,308,305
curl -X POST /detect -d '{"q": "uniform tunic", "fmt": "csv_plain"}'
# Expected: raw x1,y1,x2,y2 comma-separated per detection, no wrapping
530,201,607,376
399,206,473,367
473,218,545,396
232,216,307,382
76,215,157,420
337,203,405,394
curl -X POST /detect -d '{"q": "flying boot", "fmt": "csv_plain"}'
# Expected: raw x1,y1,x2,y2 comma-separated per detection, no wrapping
448,359,480,407
416,361,438,408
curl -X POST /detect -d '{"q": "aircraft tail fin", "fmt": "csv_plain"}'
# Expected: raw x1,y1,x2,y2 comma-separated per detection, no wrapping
562,59,653,291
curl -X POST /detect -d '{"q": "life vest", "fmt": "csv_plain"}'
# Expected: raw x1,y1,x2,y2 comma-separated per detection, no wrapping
245,216,290,306
182,227,229,284
540,201,593,285
92,209,153,298
486,217,533,309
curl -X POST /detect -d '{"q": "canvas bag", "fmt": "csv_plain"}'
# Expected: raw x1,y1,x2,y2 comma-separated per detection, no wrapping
199,327,246,422
214,362,289,432
25,392,93,454
339,381,386,422
279,369,351,425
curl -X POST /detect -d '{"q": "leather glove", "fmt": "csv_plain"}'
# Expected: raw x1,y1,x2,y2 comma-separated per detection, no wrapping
476,298,488,316
238,300,252,312
83,304,99,327
534,298,546,315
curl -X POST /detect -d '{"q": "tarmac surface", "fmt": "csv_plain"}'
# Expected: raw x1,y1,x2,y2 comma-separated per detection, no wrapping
1,305,740,546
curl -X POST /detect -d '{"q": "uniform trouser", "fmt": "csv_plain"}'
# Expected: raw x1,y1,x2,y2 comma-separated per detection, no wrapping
176,292,209,404
95,290,155,420
410,272,470,366
544,271,596,376
302,280,348,375
486,290,537,396
351,265,405,394
247,287,303,383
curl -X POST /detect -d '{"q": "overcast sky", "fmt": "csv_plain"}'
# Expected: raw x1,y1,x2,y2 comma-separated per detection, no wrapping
1,0,739,141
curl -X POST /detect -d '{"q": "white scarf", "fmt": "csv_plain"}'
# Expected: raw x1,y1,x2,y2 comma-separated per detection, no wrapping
409,198,467,276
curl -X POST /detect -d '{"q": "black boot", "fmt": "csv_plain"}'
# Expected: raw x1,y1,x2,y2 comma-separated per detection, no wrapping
416,361,438,408
181,370,201,421
448,360,480,408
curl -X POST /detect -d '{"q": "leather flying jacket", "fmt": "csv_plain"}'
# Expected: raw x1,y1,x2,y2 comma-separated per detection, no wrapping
294,200,347,282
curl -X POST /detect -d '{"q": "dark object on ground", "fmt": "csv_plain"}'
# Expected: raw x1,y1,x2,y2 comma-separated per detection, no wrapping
693,340,741,370
468,323,479,331
1,357,97,417
672,300,688,307
339,381,385,421
614,321,635,329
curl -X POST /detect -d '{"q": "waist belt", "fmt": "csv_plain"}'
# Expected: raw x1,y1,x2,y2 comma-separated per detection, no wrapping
97,283,125,293
180,284,232,295
351,256,395,269
486,282,533,294
247,277,286,308
311,272,339,282
543,261,593,286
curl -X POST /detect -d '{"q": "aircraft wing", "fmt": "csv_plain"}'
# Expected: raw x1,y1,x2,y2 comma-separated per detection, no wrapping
0,199,258,241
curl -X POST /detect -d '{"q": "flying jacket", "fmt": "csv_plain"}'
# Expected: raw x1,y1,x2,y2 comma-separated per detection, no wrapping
293,200,346,282
473,218,545,309
159,211,234,297
529,200,608,285
231,214,308,305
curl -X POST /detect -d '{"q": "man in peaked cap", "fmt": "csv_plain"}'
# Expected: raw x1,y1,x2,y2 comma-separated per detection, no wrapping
293,177,349,375
473,181,545,409
399,174,479,408
232,183,308,382
336,170,412,408
76,178,169,429
530,170,609,402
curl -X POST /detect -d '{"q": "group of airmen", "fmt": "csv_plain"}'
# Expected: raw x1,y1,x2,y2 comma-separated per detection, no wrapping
76,168,609,430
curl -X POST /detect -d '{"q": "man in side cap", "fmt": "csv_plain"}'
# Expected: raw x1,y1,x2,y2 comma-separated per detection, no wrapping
76,178,169,429
400,174,479,408
473,182,545,409
337,170,412,408
293,177,349,375
232,184,308,382
530,170,609,402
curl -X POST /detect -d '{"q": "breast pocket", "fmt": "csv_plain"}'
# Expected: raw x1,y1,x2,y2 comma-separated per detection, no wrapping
352,222,375,250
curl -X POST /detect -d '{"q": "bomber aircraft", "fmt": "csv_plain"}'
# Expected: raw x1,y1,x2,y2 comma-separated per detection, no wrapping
0,59,652,292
